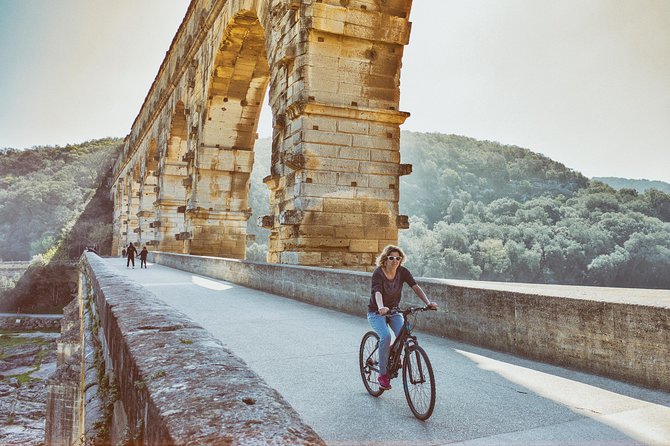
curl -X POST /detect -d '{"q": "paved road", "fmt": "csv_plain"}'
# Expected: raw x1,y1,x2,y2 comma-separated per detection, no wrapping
108,258,670,445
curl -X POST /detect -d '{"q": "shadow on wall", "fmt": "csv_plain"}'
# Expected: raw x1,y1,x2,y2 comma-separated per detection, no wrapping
0,262,78,313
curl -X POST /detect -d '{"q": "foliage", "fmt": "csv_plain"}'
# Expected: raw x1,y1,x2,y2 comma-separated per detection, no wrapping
394,133,670,289
0,138,120,312
594,177,670,194
0,138,121,261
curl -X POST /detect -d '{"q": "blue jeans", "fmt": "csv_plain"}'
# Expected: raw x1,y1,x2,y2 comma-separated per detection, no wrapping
367,312,404,375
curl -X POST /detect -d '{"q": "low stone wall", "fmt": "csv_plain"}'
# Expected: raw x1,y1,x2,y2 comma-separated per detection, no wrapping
0,315,62,331
81,252,324,445
150,251,670,392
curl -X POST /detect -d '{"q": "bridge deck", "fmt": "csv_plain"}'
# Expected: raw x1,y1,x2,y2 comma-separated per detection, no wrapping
106,258,670,445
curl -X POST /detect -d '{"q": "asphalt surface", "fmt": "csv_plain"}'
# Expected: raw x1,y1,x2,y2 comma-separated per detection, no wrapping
108,258,670,445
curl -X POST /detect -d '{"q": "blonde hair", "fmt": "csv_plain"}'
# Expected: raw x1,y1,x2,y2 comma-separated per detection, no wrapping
375,245,407,267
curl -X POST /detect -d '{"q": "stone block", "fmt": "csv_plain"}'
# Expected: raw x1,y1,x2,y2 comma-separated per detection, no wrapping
303,211,363,226
293,197,325,212
302,129,353,147
299,183,356,199
335,226,365,239
323,198,363,213
370,149,400,163
359,161,399,176
298,225,335,237
301,170,337,185
335,172,369,187
337,119,370,135
307,156,360,173
355,186,398,201
300,143,340,158
363,213,391,227
368,174,396,189
349,239,380,253
339,146,371,161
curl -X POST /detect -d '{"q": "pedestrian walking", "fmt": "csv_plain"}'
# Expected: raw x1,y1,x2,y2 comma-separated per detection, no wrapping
139,246,149,269
126,242,137,268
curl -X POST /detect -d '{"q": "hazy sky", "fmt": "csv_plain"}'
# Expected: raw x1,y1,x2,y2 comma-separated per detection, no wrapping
1,0,668,182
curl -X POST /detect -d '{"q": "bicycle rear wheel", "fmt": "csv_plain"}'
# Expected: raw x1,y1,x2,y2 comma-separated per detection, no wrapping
359,331,384,397
402,345,436,420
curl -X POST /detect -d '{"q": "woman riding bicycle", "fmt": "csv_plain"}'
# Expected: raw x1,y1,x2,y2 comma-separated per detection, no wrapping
368,245,437,390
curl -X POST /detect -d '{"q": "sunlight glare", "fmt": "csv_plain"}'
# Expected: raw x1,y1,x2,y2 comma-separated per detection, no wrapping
190,275,232,291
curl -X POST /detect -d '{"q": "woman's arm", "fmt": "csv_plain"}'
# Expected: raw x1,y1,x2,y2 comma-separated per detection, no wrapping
375,291,389,315
411,284,437,309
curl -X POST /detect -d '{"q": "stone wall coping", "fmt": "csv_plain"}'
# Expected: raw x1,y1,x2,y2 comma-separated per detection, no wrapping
421,278,670,308
82,252,324,445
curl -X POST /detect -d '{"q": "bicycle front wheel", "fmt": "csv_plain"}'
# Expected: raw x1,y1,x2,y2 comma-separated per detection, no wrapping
359,331,384,397
402,345,436,420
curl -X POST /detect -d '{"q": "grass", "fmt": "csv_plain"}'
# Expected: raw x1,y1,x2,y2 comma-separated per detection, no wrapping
0,331,55,382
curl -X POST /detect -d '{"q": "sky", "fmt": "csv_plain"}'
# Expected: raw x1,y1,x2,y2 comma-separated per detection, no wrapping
0,0,668,182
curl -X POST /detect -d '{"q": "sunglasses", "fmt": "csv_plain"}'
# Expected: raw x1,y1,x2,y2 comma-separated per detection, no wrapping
387,256,402,261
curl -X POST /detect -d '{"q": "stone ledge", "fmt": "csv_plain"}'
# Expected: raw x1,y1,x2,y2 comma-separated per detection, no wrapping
82,252,324,445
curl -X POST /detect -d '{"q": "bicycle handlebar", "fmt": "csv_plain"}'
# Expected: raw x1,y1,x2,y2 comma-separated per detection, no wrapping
379,305,437,315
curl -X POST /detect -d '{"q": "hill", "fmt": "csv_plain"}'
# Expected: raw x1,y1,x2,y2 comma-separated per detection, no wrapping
0,138,121,312
394,132,670,288
593,177,670,194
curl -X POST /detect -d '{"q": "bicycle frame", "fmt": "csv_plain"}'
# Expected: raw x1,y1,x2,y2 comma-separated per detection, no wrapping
369,307,425,378
388,309,420,378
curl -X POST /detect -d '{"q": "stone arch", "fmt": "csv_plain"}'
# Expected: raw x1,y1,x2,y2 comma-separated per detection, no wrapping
184,10,271,258
111,0,414,270
152,102,190,253
135,139,160,247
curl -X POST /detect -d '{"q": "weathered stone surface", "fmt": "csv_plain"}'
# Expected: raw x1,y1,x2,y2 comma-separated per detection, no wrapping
0,331,58,446
0,315,62,331
111,0,413,270
79,252,324,445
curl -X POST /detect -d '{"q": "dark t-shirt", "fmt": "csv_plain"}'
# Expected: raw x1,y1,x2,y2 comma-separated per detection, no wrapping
368,266,417,312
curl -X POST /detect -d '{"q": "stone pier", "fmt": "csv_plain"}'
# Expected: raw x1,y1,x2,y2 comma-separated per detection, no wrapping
110,0,414,270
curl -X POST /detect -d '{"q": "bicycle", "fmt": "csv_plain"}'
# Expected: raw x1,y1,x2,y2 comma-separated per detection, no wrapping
359,306,437,420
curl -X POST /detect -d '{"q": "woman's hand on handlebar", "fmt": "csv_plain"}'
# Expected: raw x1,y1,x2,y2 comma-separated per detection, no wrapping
378,306,390,315
426,302,438,310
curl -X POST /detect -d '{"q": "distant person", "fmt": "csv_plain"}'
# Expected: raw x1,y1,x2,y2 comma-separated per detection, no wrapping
126,242,137,268
139,246,148,269
122,247,127,257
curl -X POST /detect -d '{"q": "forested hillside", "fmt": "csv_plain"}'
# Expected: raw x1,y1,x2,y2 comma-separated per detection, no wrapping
593,177,670,194
396,132,670,288
0,139,121,312
0,138,121,261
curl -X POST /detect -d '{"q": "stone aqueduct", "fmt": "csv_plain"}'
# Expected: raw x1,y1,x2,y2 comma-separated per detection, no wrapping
112,0,414,270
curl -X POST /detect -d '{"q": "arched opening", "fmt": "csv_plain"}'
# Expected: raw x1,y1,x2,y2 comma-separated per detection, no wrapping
186,10,271,258
137,139,160,246
155,102,189,253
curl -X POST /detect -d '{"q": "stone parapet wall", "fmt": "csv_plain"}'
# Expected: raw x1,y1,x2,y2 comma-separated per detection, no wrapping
45,299,83,446
80,252,324,445
150,251,670,392
0,315,62,331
